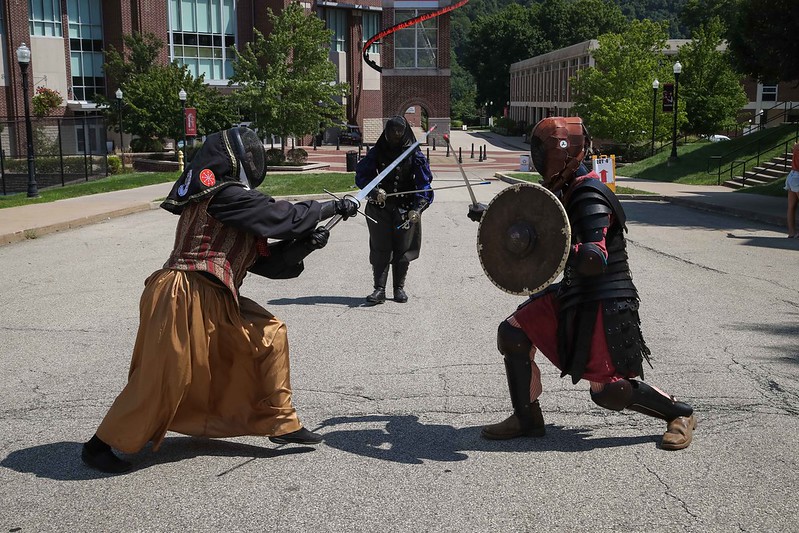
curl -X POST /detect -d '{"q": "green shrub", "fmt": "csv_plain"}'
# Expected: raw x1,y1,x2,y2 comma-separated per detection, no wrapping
451,119,463,129
107,155,122,175
130,137,164,153
265,148,286,165
286,148,308,165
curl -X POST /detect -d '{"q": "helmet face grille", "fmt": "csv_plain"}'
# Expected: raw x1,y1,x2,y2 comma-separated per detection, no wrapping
529,117,589,192
231,127,266,188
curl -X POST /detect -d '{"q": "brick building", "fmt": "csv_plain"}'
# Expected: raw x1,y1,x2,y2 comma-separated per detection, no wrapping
509,39,799,131
0,0,454,155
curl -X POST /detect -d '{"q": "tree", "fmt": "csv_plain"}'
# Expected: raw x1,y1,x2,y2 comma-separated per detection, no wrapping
679,0,742,36
450,54,478,122
461,0,627,117
229,2,347,146
121,64,236,149
462,3,548,116
677,18,747,135
94,32,237,150
727,0,799,83
572,19,680,150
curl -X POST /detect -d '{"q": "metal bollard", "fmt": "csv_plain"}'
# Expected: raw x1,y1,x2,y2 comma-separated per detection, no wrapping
446,143,450,157
336,137,340,151
427,147,430,159
432,137,436,151
458,147,462,164
471,143,474,159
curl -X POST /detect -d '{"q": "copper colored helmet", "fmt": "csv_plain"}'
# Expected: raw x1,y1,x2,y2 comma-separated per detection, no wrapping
529,117,591,193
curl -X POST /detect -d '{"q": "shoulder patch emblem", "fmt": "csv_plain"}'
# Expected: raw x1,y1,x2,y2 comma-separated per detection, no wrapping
199,168,216,187
177,169,192,196
559,140,568,149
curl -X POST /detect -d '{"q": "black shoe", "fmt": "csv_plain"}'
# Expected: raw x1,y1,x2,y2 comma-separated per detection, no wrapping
81,442,132,474
269,427,323,445
393,287,408,303
366,288,386,304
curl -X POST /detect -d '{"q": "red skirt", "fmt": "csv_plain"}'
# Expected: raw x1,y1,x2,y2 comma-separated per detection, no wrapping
510,291,629,384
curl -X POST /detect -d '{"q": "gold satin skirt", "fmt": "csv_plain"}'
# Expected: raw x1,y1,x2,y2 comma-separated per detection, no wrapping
96,269,301,453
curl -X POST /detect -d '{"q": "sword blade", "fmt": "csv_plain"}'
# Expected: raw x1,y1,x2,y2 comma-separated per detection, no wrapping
324,125,437,231
443,134,478,206
383,181,490,197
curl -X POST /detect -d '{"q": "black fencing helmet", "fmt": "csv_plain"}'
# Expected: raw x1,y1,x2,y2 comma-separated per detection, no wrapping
384,116,408,149
228,127,266,189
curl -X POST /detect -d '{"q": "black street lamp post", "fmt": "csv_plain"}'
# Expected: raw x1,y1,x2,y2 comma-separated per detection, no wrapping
651,79,659,156
179,88,187,151
16,43,39,198
116,88,125,171
668,61,682,164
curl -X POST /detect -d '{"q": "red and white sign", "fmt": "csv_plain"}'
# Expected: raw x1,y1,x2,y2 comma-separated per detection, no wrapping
199,168,215,187
592,155,616,192
185,107,197,136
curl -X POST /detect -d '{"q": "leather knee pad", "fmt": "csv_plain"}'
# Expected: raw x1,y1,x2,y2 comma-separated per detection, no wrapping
590,379,633,411
497,320,532,361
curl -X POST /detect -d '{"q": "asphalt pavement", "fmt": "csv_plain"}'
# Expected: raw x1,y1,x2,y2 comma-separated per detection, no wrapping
0,129,793,246
1,169,797,532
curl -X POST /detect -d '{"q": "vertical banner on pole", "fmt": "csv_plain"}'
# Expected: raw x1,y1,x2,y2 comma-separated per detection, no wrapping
662,84,674,113
592,154,616,192
185,108,197,137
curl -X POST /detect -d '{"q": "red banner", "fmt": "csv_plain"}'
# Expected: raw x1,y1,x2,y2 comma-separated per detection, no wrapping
662,83,674,113
184,108,197,136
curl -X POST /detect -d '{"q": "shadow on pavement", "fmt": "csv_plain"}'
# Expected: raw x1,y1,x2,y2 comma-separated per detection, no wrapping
1,437,312,480
317,414,656,464
724,234,799,249
268,295,368,308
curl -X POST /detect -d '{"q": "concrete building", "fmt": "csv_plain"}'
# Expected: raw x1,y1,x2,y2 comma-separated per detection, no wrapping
0,0,454,155
509,39,799,131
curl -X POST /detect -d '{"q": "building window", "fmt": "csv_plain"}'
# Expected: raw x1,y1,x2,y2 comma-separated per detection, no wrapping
394,10,437,69
325,8,347,52
363,11,380,54
29,0,63,37
67,0,104,101
169,0,236,81
762,84,777,102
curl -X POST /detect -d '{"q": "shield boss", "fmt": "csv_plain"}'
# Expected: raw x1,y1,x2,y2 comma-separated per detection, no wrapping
477,183,571,295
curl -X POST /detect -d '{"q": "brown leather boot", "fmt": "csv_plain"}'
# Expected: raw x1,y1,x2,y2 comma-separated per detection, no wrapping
661,414,697,450
481,400,546,440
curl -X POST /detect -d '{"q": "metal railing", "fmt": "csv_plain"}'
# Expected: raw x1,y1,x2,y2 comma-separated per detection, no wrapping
726,130,799,187
706,124,796,184
0,115,111,195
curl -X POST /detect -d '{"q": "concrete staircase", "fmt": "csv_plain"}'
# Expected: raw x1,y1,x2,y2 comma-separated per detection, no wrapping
722,153,792,189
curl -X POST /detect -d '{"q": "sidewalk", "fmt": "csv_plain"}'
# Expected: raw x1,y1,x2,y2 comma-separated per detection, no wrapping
0,132,792,246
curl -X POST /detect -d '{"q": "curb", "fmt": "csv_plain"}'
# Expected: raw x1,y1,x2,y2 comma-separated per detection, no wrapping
0,202,161,246
494,172,784,228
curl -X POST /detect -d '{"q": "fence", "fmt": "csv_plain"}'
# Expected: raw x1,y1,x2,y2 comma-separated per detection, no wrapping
0,115,111,195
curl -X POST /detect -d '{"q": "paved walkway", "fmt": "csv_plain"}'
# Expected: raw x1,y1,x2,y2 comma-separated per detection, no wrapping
0,130,793,246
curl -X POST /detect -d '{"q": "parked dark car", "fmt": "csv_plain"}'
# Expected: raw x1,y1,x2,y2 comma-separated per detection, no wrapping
338,124,362,145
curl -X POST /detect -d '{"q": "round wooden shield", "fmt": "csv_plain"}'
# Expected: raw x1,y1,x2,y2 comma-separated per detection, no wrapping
477,183,571,295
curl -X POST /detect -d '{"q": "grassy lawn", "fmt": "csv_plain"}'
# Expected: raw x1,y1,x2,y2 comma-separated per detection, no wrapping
620,125,798,188
0,170,358,209
504,172,656,196
259,172,357,197
0,172,179,209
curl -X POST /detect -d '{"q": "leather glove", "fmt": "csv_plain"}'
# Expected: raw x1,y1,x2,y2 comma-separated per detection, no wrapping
306,227,330,249
467,202,487,222
335,198,359,220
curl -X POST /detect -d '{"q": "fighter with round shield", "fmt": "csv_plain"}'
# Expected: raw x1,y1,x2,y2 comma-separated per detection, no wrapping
474,116,697,450
81,127,360,473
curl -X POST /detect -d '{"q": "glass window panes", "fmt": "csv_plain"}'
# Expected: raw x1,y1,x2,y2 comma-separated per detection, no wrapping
67,0,103,100
394,10,436,69
170,0,235,81
363,11,380,53
29,0,63,36
762,85,777,102
325,8,347,52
